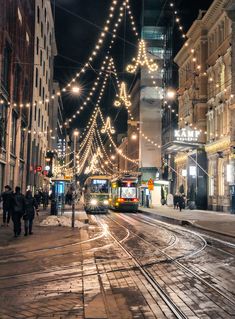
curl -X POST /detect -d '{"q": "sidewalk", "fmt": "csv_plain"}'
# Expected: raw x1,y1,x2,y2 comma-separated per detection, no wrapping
138,205,235,238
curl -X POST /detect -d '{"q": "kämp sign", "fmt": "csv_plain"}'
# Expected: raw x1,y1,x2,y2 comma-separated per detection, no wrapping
174,128,200,142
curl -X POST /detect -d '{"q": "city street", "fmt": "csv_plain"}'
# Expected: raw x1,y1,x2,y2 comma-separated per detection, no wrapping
0,210,235,319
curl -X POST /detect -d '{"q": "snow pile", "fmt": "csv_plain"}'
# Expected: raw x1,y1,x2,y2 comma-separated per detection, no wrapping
40,216,85,228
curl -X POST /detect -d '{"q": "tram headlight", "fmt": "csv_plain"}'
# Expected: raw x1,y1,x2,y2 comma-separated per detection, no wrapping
103,200,109,205
90,198,98,206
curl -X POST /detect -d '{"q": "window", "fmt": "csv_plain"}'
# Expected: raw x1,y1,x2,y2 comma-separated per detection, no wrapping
13,64,21,103
2,45,11,92
20,123,25,159
38,109,41,127
46,70,48,84
40,50,42,66
43,61,45,76
41,22,43,37
0,101,7,148
18,7,22,24
39,78,42,96
42,115,44,131
44,35,46,49
26,32,29,44
44,8,47,21
218,159,225,196
35,67,38,87
37,6,40,23
142,26,164,40
42,87,45,102
148,47,164,59
10,111,17,154
36,37,39,55
34,102,37,121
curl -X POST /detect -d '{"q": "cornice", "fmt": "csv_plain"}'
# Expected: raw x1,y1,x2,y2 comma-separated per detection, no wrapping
205,136,231,154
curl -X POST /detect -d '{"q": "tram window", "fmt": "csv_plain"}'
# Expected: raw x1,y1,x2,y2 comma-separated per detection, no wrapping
91,180,108,193
121,187,137,198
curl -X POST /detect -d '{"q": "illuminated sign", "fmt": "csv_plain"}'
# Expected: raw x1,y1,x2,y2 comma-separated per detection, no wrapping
174,128,200,142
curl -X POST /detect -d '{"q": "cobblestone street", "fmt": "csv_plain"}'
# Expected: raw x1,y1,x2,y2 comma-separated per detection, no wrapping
0,210,235,318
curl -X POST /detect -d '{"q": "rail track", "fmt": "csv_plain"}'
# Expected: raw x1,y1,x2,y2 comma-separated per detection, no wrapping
98,213,235,317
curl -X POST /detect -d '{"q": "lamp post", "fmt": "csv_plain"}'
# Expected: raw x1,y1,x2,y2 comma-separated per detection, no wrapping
72,129,79,228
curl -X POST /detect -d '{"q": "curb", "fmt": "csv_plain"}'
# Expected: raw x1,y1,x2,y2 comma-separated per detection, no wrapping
138,209,235,239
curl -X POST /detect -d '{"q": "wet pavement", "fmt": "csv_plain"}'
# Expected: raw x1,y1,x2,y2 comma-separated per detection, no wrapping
0,209,235,318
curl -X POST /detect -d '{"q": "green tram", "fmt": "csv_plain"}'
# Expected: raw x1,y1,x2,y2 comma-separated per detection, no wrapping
84,175,110,213
109,175,139,212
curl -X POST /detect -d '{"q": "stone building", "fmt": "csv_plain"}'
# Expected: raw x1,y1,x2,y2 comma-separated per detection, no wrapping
27,0,57,190
174,0,235,212
0,0,34,191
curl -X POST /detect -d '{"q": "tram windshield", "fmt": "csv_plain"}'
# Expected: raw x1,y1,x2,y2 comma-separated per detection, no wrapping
121,187,137,198
90,179,109,193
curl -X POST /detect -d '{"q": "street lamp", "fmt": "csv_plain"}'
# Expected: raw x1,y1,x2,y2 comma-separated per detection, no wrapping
166,88,176,100
73,130,79,177
72,86,80,94
131,132,137,140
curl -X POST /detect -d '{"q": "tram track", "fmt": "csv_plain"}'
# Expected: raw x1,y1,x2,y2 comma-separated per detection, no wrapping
96,216,187,319
102,213,235,313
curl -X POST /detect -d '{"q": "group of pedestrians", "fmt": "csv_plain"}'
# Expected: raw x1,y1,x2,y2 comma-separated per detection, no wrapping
1,185,39,237
34,189,49,209
173,193,186,212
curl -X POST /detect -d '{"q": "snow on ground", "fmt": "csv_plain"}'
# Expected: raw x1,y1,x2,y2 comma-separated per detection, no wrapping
40,216,85,228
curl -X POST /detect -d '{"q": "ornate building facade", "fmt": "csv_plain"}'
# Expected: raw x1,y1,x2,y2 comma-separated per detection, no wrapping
174,0,235,212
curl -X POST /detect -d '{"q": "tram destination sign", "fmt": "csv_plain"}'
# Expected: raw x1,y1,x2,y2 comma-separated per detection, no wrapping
174,128,200,142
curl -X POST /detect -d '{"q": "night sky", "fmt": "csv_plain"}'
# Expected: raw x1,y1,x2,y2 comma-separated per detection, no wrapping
52,0,213,134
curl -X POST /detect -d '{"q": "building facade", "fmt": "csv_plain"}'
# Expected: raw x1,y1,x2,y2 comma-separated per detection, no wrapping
139,0,163,182
174,0,235,212
27,0,57,191
0,0,34,191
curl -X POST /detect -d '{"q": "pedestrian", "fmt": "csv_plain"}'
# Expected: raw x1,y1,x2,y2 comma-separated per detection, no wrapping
12,186,25,237
23,190,39,236
34,190,41,207
1,185,13,227
173,193,179,209
178,194,184,212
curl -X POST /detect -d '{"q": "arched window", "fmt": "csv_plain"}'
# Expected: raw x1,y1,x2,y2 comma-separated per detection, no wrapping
218,158,225,196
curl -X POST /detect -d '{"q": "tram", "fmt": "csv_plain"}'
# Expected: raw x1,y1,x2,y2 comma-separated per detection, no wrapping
109,175,139,212
84,175,110,213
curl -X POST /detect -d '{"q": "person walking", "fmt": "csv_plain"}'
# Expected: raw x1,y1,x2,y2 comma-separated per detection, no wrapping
178,194,184,212
23,190,38,236
34,190,41,207
1,185,13,226
173,193,179,210
12,187,25,237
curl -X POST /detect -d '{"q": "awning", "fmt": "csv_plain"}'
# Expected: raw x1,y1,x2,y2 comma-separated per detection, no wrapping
162,141,204,154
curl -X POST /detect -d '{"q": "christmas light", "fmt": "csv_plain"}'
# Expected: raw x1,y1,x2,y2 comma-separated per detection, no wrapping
127,40,158,73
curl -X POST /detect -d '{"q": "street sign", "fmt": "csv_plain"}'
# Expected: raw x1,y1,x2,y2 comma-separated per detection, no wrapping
148,178,154,191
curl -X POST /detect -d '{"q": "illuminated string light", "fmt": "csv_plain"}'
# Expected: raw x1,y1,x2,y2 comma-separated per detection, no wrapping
127,40,158,73
114,81,131,107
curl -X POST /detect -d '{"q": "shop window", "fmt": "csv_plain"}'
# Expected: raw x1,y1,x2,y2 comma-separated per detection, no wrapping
218,159,225,196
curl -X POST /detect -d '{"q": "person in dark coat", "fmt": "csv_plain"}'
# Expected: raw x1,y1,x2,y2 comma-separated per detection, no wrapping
34,190,41,207
173,193,179,209
1,185,13,226
23,190,38,236
12,186,25,237
178,194,184,212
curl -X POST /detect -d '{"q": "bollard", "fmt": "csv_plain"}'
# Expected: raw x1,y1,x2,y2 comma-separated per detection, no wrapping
71,202,75,228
